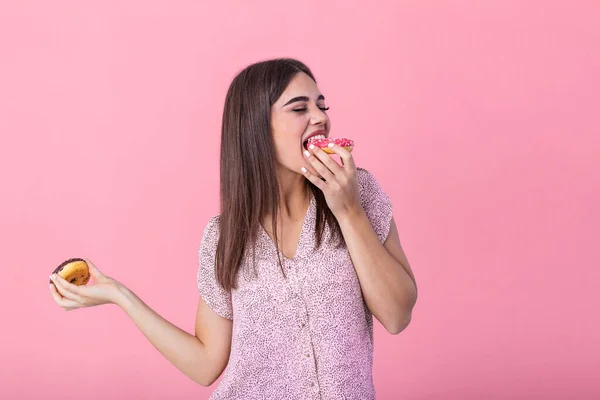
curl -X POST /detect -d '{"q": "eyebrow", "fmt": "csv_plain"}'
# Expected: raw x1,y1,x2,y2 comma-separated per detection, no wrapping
282,94,325,107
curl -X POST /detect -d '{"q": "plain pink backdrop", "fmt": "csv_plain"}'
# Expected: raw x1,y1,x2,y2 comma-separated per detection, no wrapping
1,1,598,399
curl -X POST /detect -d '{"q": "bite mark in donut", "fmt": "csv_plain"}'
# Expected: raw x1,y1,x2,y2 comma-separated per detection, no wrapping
305,137,354,154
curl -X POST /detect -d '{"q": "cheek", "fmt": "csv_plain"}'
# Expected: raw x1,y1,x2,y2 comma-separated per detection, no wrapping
272,135,302,164
271,115,310,158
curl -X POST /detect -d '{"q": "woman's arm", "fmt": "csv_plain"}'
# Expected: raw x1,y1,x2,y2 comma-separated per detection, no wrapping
336,212,418,334
50,262,232,386
301,144,418,335
117,286,233,386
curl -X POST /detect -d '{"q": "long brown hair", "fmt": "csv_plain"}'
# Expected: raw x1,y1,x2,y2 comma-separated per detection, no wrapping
215,58,343,291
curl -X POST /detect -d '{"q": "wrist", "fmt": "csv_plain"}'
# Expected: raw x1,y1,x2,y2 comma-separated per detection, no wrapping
113,282,135,311
335,204,367,227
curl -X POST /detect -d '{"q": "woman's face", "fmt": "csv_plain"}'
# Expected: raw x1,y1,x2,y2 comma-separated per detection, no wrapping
271,72,331,175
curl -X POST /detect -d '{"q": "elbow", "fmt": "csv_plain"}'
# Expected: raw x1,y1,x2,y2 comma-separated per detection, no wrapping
386,285,418,335
192,363,223,387
191,344,228,387
385,295,417,335
195,372,219,387
197,378,215,388
195,361,229,387
385,311,412,335
195,374,213,387
195,363,226,387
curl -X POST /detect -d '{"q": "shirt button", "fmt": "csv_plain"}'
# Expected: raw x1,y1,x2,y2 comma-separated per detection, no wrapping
306,354,310,358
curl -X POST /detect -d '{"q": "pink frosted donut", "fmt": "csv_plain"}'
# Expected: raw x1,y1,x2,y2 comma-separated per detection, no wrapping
306,137,354,154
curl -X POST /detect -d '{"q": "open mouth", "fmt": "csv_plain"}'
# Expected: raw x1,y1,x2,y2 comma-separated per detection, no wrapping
303,134,327,149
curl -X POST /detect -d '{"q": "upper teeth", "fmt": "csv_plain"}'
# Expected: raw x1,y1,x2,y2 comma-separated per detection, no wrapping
309,135,326,140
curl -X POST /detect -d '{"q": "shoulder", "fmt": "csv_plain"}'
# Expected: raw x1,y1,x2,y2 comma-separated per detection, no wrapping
197,215,222,283
354,167,394,243
204,214,221,234
196,215,233,319
199,215,221,253
356,167,376,187
355,167,389,199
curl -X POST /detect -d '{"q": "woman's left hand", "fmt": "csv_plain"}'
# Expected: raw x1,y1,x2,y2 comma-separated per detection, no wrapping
302,143,363,221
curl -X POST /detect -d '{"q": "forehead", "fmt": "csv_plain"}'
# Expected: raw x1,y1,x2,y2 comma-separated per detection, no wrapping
276,72,322,104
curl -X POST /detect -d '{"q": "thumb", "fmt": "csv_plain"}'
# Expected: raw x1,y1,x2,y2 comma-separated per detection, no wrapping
84,258,104,278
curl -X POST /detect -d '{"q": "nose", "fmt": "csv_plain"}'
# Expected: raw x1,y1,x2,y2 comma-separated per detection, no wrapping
310,105,328,125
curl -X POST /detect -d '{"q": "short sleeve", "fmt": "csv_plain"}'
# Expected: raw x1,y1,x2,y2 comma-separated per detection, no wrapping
196,215,233,320
356,168,394,243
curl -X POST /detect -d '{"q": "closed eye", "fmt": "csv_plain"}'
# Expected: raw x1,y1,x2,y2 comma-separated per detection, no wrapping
292,107,330,113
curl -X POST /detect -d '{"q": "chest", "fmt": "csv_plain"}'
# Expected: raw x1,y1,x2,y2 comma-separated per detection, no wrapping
274,215,305,260
232,234,363,318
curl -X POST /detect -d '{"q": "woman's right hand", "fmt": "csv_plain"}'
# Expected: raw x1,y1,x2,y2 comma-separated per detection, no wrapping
50,258,123,311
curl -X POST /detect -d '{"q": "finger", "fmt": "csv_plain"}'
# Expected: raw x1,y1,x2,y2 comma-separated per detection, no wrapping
303,148,330,175
299,147,323,177
84,258,100,274
51,279,81,304
84,258,104,280
300,155,322,179
308,144,344,175
50,274,88,303
304,149,335,182
301,167,328,191
326,142,356,170
49,282,63,300
50,283,84,310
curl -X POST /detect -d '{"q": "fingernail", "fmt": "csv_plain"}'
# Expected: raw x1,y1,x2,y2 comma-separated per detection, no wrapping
309,144,315,150
49,274,54,280
301,167,307,173
304,150,310,157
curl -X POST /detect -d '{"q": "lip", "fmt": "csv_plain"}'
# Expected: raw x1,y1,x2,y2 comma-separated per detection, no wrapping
303,129,328,143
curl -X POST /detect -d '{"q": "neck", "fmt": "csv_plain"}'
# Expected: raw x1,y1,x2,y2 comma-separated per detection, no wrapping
276,167,310,219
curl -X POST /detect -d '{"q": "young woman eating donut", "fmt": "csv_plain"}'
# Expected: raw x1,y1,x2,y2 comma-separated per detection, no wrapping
49,58,418,399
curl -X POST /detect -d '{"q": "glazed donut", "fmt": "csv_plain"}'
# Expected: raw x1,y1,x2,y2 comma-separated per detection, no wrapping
49,258,90,286
306,137,354,154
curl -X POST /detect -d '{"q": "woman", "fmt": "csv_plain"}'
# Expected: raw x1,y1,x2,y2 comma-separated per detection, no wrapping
49,58,418,399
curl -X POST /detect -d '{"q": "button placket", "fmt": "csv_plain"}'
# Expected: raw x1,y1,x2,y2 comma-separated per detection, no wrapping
291,254,319,393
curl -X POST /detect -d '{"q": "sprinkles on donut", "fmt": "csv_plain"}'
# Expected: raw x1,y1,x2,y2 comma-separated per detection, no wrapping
305,137,354,154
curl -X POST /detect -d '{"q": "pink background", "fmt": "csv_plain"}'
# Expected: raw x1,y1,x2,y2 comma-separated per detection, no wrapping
1,1,598,399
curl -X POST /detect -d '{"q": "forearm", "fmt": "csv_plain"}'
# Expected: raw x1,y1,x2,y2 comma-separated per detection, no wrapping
338,209,417,334
115,285,213,385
